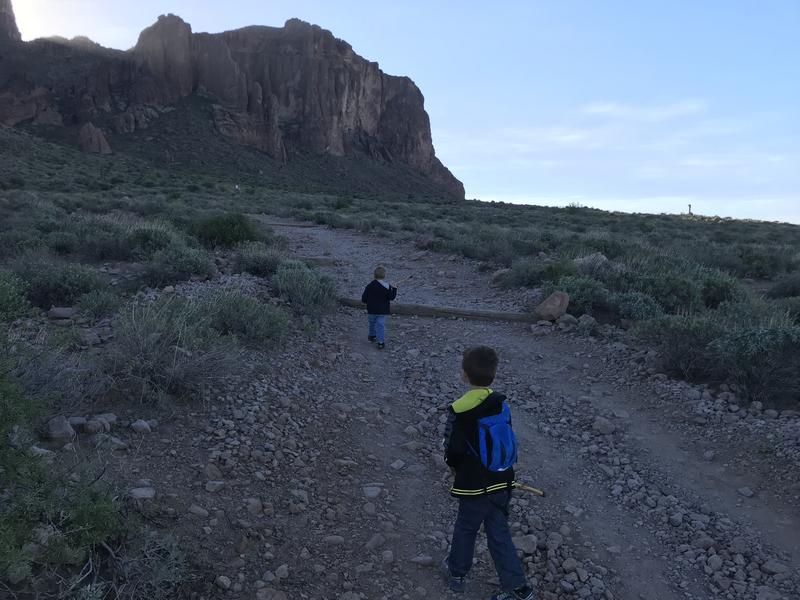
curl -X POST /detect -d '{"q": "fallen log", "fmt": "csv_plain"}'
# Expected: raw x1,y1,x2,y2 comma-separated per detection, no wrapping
338,298,535,323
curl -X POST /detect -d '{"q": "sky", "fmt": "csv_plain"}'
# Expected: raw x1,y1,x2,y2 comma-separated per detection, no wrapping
13,0,800,223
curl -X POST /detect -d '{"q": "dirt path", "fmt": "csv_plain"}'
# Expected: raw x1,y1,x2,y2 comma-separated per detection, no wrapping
256,218,800,600
122,218,799,600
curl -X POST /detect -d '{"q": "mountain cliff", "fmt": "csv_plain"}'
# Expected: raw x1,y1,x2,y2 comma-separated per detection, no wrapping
0,5,464,198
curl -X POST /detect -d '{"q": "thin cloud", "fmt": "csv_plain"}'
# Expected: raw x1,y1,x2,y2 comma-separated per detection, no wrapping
581,99,708,122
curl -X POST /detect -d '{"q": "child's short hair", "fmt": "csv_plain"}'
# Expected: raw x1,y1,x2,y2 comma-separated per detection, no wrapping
462,346,499,386
374,265,387,279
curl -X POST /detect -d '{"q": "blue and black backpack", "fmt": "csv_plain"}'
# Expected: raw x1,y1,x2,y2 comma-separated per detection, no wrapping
468,401,518,472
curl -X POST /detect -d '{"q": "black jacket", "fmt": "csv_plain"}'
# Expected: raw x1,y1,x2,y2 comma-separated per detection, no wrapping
361,280,397,315
443,390,515,497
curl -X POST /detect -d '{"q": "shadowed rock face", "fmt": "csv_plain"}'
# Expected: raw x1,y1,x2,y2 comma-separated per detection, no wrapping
0,6,464,198
0,0,20,44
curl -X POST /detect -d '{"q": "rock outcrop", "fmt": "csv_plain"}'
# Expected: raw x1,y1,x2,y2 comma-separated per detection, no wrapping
0,0,20,44
0,5,464,198
78,122,112,154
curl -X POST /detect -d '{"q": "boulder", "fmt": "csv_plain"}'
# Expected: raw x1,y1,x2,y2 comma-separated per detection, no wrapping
592,416,616,435
534,292,570,321
489,268,511,287
78,123,112,154
0,0,20,44
45,416,75,442
557,313,579,331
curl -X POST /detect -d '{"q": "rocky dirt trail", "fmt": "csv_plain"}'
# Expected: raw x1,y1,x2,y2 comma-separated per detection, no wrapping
106,219,799,600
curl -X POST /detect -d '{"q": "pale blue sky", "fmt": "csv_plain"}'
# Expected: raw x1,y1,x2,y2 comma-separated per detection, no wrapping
14,1,800,223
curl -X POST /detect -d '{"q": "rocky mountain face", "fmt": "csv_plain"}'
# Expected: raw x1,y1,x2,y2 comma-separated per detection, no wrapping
0,4,463,197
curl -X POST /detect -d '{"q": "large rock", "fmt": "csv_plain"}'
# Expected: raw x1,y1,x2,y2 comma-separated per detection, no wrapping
78,123,112,154
0,13,464,198
0,0,20,44
534,292,570,321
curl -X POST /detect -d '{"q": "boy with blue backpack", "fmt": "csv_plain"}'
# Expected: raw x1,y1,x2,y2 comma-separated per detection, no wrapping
442,346,535,600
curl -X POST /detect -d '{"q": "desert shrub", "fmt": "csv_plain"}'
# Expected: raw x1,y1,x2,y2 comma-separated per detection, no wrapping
0,358,121,585
76,218,133,261
45,230,79,255
574,252,612,278
192,213,261,248
710,326,800,402
635,315,725,381
635,270,702,314
103,298,245,401
777,297,800,324
203,291,289,344
145,243,215,287
113,533,192,600
0,229,45,257
610,291,664,321
767,273,800,299
544,276,610,316
0,270,29,321
738,244,796,278
273,260,336,316
77,289,123,318
700,270,741,309
12,252,103,308
506,256,576,287
233,241,284,277
126,221,180,260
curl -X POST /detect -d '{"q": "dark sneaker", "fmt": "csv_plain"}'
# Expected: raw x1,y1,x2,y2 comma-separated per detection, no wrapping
368,335,376,342
441,559,466,594
491,586,535,600
377,342,385,349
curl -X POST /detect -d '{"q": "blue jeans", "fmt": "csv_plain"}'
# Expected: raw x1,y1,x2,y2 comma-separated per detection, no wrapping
447,491,526,591
368,314,387,343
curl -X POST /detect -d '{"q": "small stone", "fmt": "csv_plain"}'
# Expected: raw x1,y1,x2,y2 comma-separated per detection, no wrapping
275,564,289,579
363,486,382,499
324,535,345,545
188,504,209,518
214,575,231,590
760,560,787,575
130,419,151,434
410,554,434,566
382,550,394,563
365,533,385,550
246,498,263,516
737,486,754,498
205,463,224,480
390,459,405,470
129,487,156,500
592,416,616,435
562,557,579,572
205,480,225,493
707,555,723,571
669,513,683,527
48,307,75,320
512,535,538,554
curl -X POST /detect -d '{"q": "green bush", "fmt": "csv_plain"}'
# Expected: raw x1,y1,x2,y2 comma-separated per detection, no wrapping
204,291,289,344
700,270,741,309
636,270,702,314
544,276,609,316
0,270,29,321
77,289,123,318
145,243,215,287
506,257,576,287
104,298,245,401
0,361,121,585
12,253,103,308
233,241,284,277
778,297,800,324
635,315,725,381
610,291,664,321
710,326,800,402
273,260,336,316
767,273,800,299
45,230,79,255
192,213,261,248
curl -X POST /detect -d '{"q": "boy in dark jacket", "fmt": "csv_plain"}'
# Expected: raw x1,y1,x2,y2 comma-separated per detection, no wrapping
360,265,397,349
442,346,535,600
